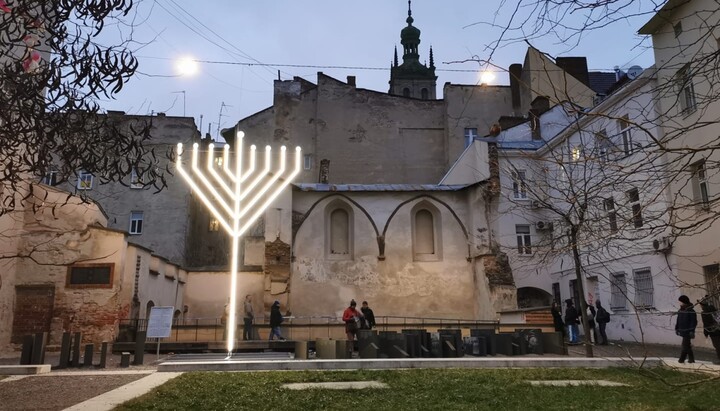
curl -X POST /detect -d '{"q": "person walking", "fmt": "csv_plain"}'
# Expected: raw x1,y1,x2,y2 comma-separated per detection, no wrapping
585,302,597,344
699,297,720,365
342,299,363,341
551,301,565,337
269,300,286,340
675,295,697,363
595,300,611,345
243,294,254,341
564,299,580,344
360,301,376,330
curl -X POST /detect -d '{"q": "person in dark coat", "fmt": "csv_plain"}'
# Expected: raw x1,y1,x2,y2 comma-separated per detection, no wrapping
360,301,376,330
585,302,597,344
595,300,611,345
699,297,720,365
675,295,697,363
551,301,565,337
269,300,285,340
564,299,580,344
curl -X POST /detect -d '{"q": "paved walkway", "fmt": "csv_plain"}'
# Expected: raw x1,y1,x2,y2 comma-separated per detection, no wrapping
62,372,182,411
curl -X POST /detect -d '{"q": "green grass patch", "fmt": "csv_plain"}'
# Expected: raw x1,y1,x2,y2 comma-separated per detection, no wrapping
117,368,720,411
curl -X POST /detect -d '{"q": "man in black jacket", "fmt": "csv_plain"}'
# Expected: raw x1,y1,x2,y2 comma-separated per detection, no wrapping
564,299,580,344
595,300,611,345
675,295,697,363
360,301,376,330
699,297,720,364
269,300,285,340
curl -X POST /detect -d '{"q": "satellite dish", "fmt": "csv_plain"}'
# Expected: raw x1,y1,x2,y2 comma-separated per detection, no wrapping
626,65,643,80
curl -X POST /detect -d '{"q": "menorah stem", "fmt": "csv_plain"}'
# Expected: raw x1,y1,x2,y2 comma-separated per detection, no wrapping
227,231,240,354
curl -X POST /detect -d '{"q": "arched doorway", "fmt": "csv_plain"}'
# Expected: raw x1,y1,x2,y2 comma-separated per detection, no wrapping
517,287,553,308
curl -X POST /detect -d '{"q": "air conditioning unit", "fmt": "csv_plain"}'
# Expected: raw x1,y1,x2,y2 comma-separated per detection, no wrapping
652,236,671,252
535,221,553,231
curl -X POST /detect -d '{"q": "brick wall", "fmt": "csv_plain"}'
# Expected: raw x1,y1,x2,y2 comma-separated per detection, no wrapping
11,285,55,343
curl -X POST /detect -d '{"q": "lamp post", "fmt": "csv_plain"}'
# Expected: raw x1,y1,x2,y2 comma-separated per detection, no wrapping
176,131,301,354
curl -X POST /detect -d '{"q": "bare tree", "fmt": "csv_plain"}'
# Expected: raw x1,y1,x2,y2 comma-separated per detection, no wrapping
0,0,169,215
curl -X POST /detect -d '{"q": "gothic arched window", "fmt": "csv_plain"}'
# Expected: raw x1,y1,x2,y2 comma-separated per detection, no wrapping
326,200,354,260
411,201,442,261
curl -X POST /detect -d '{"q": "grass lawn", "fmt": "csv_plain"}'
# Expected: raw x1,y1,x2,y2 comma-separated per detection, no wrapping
117,368,720,410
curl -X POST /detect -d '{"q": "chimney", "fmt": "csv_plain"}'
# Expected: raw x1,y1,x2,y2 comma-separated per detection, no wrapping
509,64,522,111
347,76,356,87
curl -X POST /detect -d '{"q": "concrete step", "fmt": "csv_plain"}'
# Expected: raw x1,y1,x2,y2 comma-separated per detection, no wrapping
0,364,51,375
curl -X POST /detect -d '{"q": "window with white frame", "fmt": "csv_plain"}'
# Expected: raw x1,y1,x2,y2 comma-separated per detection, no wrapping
596,129,611,162
626,188,643,228
77,171,93,190
676,63,697,114
41,170,58,186
464,128,478,148
610,273,627,310
618,115,633,156
603,197,618,233
691,160,710,209
129,211,144,235
303,154,313,170
633,268,654,308
515,225,532,255
512,170,527,199
571,146,582,162
130,168,143,189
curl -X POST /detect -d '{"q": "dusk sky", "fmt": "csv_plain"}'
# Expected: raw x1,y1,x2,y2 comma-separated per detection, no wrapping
103,1,658,140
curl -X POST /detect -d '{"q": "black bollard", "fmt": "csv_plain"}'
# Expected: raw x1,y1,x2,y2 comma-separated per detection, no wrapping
31,333,47,365
99,342,108,368
83,343,94,367
20,335,33,365
71,332,82,367
120,352,131,368
133,330,146,365
58,332,71,369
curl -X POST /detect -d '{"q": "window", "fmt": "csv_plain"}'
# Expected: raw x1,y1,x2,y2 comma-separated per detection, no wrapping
512,170,527,199
611,273,627,310
691,160,710,209
326,201,353,260
208,218,220,232
66,264,114,288
633,268,654,308
129,211,144,235
618,115,633,156
516,224,532,255
464,128,478,148
676,63,696,114
412,203,442,261
130,168,143,189
303,154,313,170
421,88,429,100
41,170,58,186
626,188,643,228
603,197,618,233
596,129,611,162
552,282,561,305
77,171,93,190
571,146,582,162
402,88,410,97
673,21,682,38
213,156,223,168
704,264,720,308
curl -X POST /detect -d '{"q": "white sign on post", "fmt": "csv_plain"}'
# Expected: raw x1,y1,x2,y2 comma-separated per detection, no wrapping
147,306,174,338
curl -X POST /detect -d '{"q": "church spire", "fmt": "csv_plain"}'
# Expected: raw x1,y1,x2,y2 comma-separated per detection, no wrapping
394,46,399,67
429,46,435,68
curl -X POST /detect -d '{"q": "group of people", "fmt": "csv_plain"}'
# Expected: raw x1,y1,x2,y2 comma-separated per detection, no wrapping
342,299,377,340
551,299,611,345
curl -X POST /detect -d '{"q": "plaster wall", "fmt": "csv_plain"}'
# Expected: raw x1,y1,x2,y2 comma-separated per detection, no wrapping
182,271,265,321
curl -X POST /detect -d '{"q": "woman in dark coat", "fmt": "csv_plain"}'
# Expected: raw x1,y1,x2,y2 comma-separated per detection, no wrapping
269,300,285,340
699,297,720,364
675,295,697,363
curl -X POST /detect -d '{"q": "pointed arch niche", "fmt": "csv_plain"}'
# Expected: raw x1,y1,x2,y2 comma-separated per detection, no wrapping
411,201,442,261
325,199,354,260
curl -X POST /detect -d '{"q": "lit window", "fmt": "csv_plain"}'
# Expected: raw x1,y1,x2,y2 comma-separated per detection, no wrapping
129,211,144,235
77,171,93,190
633,268,654,308
304,154,313,170
512,170,527,199
571,146,582,162
130,168,143,189
516,224,532,255
626,188,643,228
691,160,710,209
464,128,478,148
209,218,220,232
214,156,223,168
676,63,696,114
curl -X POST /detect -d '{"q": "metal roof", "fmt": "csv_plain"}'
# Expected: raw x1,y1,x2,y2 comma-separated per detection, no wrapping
293,183,471,192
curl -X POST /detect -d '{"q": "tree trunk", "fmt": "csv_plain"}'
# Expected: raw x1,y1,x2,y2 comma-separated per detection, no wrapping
571,229,594,358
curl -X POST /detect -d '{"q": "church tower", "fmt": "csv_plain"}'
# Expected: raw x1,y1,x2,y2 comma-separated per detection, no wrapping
388,1,437,99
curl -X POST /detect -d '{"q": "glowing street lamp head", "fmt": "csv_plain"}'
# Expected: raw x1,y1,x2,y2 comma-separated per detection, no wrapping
176,57,199,76
480,70,496,84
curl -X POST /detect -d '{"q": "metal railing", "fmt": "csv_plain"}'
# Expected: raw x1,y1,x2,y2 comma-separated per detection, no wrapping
116,315,500,343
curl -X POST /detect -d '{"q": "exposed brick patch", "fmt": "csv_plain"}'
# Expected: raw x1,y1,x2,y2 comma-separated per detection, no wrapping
483,252,514,286
11,285,55,343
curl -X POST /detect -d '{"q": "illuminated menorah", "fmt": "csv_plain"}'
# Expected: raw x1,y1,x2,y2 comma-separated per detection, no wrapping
176,131,301,354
